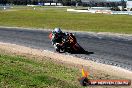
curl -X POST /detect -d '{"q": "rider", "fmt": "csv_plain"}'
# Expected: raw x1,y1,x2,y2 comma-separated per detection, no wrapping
51,28,66,51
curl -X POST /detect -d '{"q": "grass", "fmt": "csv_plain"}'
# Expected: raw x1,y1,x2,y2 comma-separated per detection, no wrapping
0,53,126,88
0,6,132,34
0,54,81,88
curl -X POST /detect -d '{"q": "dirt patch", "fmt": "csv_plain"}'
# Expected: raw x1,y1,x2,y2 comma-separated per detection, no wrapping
0,42,132,87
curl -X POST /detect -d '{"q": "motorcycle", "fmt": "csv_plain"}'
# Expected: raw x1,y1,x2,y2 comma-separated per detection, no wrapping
49,32,85,53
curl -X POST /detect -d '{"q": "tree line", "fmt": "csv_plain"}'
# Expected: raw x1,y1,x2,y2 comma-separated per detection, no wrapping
0,0,81,6
0,0,125,7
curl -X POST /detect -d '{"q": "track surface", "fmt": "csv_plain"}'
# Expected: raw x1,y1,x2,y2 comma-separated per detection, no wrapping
0,28,132,70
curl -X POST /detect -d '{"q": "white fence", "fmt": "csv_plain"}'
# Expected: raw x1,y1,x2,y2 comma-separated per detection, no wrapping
67,9,132,15
0,6,11,10
112,11,132,15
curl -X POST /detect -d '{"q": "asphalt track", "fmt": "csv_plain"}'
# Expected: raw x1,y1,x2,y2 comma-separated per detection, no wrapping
0,27,132,70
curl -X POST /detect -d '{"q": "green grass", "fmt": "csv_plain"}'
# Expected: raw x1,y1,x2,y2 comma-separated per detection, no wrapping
0,6,132,34
0,54,81,88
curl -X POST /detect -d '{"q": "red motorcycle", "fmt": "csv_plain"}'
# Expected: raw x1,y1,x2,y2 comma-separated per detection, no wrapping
49,32,85,53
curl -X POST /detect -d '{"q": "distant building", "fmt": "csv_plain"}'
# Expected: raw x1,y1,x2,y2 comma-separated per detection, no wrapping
126,0,132,10
81,0,126,3
81,0,127,7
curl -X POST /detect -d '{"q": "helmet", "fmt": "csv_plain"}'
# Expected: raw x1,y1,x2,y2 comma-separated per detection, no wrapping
54,28,62,33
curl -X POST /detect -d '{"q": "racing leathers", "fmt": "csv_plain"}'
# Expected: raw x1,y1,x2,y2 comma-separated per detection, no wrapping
51,31,66,51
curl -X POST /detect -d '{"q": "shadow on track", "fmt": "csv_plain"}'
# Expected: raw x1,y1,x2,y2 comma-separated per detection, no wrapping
58,45,94,55
70,50,94,55
58,48,94,55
